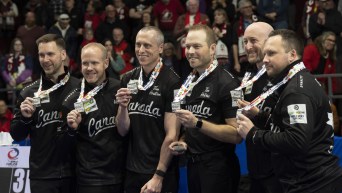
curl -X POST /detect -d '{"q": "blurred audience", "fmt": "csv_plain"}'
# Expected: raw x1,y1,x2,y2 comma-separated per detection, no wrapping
95,4,129,44
232,0,258,77
113,27,134,74
153,0,185,42
103,38,125,80
212,8,233,68
0,99,12,133
162,40,180,73
257,0,289,29
49,13,78,61
303,31,337,93
16,11,45,81
0,0,19,54
1,38,33,102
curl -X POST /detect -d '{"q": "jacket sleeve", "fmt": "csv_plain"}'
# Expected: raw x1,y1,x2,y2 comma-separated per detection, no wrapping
10,95,32,141
249,92,315,155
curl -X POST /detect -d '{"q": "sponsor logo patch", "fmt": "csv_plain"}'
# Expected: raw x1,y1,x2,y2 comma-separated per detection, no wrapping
287,104,307,124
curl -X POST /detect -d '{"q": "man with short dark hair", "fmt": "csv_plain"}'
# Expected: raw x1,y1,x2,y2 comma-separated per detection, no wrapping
10,34,80,193
237,29,342,193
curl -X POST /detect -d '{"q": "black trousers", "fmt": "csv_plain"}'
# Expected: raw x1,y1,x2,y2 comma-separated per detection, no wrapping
315,175,342,193
77,184,123,193
124,170,179,193
187,151,240,193
249,174,283,193
30,178,76,193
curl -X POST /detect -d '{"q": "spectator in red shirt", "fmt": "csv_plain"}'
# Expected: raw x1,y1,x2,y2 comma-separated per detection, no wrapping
303,31,337,93
0,99,13,132
153,0,185,41
113,27,134,74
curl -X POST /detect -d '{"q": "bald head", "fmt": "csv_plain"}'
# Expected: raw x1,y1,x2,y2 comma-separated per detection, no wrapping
245,22,274,41
243,22,274,66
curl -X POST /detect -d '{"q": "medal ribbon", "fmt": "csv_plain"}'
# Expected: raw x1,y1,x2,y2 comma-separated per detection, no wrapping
174,60,218,102
36,73,70,96
78,78,106,102
138,58,163,91
243,62,306,111
235,65,266,90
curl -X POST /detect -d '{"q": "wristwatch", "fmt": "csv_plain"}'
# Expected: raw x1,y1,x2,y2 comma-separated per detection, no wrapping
195,118,203,130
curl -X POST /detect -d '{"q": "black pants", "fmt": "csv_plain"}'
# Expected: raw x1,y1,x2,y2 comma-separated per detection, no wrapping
315,175,342,193
249,175,283,193
124,170,179,193
187,151,240,193
77,184,123,193
30,178,76,193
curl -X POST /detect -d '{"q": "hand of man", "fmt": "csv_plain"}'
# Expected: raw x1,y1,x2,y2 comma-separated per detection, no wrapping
237,113,254,139
115,88,132,108
67,110,82,130
169,141,187,155
175,109,197,128
140,176,163,193
20,97,36,118
237,99,259,118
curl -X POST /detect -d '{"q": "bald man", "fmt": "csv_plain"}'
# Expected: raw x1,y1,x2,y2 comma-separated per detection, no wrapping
237,22,283,193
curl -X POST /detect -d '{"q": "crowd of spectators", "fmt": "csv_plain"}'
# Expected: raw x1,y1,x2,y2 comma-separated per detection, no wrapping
0,0,341,130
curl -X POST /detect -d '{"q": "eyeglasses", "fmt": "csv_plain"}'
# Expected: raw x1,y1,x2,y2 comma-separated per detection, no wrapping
240,5,252,9
326,38,336,43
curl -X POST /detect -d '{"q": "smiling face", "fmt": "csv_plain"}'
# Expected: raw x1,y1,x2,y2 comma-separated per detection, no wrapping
38,41,66,77
323,34,336,52
135,30,163,68
185,29,215,72
81,45,108,85
243,24,272,65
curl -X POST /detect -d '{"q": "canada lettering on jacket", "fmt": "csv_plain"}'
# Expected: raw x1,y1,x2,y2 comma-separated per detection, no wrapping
128,101,161,117
88,116,116,137
36,109,62,128
185,101,212,117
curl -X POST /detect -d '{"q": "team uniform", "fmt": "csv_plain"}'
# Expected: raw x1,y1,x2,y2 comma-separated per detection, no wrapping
121,65,181,193
242,66,282,193
247,60,342,193
62,78,125,193
10,68,80,193
183,65,241,193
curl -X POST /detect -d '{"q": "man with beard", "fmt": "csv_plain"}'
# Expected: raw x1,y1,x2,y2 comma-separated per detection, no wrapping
237,29,342,193
170,24,242,193
10,34,80,193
